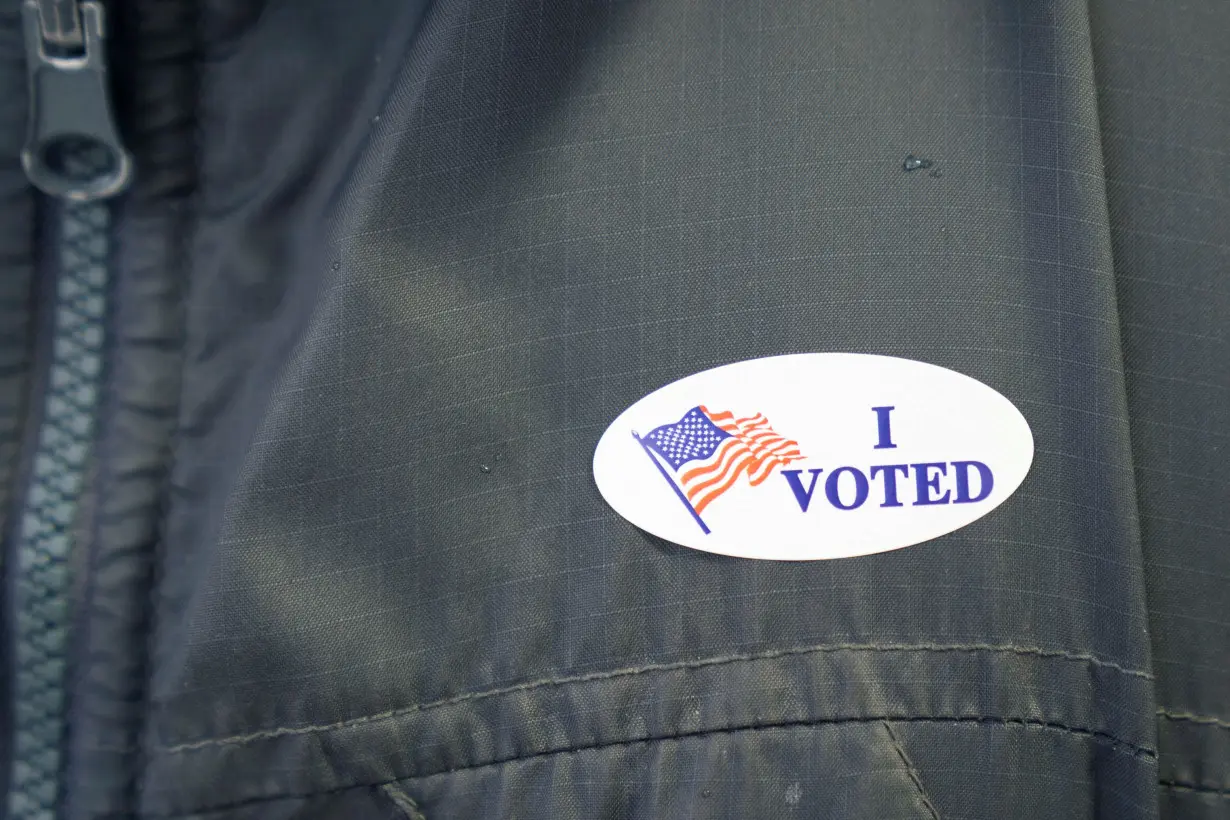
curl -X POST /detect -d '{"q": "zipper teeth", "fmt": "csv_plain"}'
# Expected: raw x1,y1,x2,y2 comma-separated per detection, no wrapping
8,179,109,818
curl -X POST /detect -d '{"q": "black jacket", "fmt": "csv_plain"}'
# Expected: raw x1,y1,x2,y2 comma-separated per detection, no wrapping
2,0,1227,817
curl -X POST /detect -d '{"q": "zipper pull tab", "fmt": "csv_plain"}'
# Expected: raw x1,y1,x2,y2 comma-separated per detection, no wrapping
21,0,133,200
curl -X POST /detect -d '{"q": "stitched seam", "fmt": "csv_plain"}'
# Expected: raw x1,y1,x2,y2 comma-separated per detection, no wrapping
159,642,1152,752
1157,710,1230,730
151,715,1156,818
406,714,1154,766
380,783,427,820
1159,780,1230,797
883,721,941,820
133,11,205,816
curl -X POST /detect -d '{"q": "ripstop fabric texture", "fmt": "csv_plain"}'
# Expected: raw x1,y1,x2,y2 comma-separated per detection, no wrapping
0,0,1226,817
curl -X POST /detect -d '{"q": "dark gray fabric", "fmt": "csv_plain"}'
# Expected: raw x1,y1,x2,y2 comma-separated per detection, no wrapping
173,786,410,820
0,0,1224,817
135,0,1193,816
0,0,34,548
60,2,198,815
1087,0,1230,808
0,3,36,805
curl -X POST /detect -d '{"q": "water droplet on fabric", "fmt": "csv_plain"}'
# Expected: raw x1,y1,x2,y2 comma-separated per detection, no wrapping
479,464,492,474
903,154,934,172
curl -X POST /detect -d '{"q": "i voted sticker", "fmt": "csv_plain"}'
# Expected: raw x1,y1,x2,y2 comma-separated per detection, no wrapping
592,353,1034,560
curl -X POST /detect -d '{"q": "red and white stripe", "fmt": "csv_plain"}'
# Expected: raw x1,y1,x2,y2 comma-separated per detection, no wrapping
680,408,803,514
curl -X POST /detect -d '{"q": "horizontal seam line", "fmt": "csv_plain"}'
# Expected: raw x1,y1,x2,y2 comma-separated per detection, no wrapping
1159,780,1230,797
152,714,1157,818
159,642,1151,752
1157,710,1230,730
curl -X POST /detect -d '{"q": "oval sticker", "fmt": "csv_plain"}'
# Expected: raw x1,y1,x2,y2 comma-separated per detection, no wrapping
593,353,1034,560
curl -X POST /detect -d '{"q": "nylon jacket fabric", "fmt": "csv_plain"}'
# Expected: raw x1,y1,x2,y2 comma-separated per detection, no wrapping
0,0,1227,818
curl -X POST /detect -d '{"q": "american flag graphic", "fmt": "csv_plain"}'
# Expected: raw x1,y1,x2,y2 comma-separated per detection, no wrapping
638,406,804,518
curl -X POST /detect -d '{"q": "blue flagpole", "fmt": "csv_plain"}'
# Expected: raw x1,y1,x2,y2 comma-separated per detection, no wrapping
632,431,711,535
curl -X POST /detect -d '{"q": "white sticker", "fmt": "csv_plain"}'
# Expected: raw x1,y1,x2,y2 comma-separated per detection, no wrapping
592,353,1034,560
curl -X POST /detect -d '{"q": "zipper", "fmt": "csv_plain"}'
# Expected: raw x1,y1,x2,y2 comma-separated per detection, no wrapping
20,0,132,200
9,1,130,816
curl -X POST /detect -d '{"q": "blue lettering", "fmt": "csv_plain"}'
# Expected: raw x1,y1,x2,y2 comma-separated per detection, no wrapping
953,460,994,503
911,462,950,505
781,469,824,512
871,406,897,449
825,466,869,510
782,461,987,510
869,464,909,507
